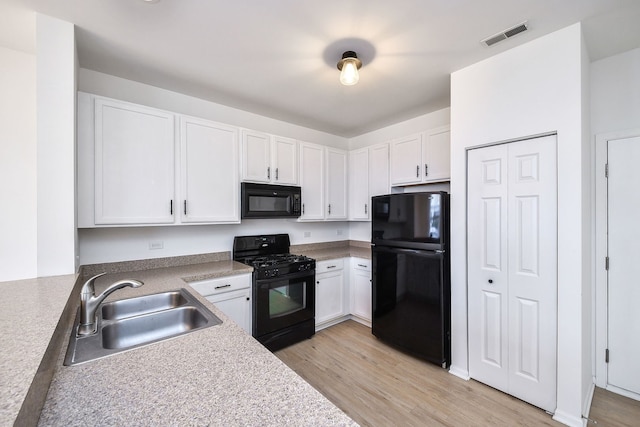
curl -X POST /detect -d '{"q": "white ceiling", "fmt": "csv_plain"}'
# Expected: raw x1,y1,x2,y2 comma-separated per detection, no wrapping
3,0,640,137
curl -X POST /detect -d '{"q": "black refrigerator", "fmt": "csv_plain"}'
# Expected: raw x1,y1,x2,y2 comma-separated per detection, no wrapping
371,192,450,368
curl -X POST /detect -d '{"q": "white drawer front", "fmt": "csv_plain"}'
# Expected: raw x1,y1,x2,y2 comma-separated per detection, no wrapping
190,273,251,297
316,258,344,274
352,258,371,271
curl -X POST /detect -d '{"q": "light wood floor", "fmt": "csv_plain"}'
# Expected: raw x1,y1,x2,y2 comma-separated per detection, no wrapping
275,320,640,427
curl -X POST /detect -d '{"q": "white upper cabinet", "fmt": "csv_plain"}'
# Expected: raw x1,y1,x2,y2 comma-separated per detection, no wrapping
423,126,451,182
94,97,175,225
369,143,390,197
241,130,298,185
299,143,347,221
326,147,348,220
349,143,390,221
78,92,241,227
180,116,239,223
349,148,369,220
272,136,298,185
241,129,271,183
389,126,450,186
299,142,325,220
390,133,423,185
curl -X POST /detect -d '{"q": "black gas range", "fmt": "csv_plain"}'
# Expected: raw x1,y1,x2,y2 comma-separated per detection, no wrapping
233,234,315,351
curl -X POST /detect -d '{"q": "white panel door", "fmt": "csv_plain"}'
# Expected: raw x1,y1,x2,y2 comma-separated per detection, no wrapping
241,129,270,183
95,98,175,225
506,135,557,412
468,135,557,412
607,136,640,397
299,142,324,220
468,143,510,393
181,117,239,223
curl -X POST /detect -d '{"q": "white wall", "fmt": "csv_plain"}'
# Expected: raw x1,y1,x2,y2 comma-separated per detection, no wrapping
76,70,355,265
36,14,78,276
79,69,348,149
349,108,450,150
591,47,640,135
450,24,590,427
590,48,640,393
79,221,349,265
0,46,37,281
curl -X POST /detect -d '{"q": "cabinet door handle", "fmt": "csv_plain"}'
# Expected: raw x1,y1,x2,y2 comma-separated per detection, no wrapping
215,284,231,289
425,163,428,177
328,204,331,215
416,165,420,177
302,203,305,214
246,297,250,301
184,200,187,215
275,168,279,180
364,203,368,214
170,200,173,215
267,166,271,180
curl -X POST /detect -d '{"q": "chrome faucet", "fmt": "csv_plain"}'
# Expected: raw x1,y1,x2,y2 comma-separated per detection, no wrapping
78,273,144,336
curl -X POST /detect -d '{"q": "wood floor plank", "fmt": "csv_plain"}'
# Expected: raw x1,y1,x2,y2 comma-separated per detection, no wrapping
276,321,565,427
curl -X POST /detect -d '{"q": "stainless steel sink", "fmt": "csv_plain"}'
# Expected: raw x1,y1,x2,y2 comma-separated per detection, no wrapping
64,288,221,366
102,306,209,349
101,290,188,321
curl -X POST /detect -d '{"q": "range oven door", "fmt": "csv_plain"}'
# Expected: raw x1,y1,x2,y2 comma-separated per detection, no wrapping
253,270,315,339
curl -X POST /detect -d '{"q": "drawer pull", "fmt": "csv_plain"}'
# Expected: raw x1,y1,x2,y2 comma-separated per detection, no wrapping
357,264,367,268
327,265,336,269
215,284,231,289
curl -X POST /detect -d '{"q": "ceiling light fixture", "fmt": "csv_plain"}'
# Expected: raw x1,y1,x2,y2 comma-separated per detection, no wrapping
337,51,362,86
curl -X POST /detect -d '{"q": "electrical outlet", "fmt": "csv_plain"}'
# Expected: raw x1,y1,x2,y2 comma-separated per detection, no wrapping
149,241,164,250
304,231,311,238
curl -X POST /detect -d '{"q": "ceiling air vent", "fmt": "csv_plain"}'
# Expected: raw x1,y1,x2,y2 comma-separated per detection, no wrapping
481,21,528,47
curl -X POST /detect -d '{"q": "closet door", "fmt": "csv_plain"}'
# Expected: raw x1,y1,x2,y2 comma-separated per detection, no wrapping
468,135,557,412
468,144,509,392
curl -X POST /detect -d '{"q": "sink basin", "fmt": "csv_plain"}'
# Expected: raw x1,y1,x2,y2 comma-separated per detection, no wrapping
64,288,221,366
102,290,188,321
102,306,209,349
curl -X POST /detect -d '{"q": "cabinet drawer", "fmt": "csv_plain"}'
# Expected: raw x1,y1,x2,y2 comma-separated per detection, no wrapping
316,258,344,274
352,259,371,271
190,274,251,297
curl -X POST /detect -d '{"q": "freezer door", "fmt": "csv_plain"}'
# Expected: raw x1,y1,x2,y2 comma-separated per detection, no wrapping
372,245,450,367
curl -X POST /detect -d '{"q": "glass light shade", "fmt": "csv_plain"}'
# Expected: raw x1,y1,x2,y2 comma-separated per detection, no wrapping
339,58,360,86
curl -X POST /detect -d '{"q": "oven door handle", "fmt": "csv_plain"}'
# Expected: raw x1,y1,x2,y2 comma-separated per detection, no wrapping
255,268,315,285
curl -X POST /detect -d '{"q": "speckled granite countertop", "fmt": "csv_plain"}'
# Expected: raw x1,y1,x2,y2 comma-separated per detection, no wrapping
37,260,357,426
0,274,77,426
292,240,371,261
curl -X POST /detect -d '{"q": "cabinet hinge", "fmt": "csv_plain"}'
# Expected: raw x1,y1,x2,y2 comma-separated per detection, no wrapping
605,256,609,270
605,348,609,363
605,163,609,178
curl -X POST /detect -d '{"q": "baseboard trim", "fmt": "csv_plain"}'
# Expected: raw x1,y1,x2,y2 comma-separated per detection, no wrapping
552,409,584,427
582,382,595,418
448,365,470,380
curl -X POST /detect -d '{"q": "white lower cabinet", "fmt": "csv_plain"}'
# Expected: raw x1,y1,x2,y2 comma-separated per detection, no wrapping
190,274,252,334
315,259,348,329
350,258,372,324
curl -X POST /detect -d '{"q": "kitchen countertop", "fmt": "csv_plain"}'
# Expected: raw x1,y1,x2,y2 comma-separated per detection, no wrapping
0,274,77,426
37,260,358,426
292,240,371,262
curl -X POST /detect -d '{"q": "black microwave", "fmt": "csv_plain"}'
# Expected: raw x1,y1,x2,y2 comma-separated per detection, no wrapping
241,182,302,219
